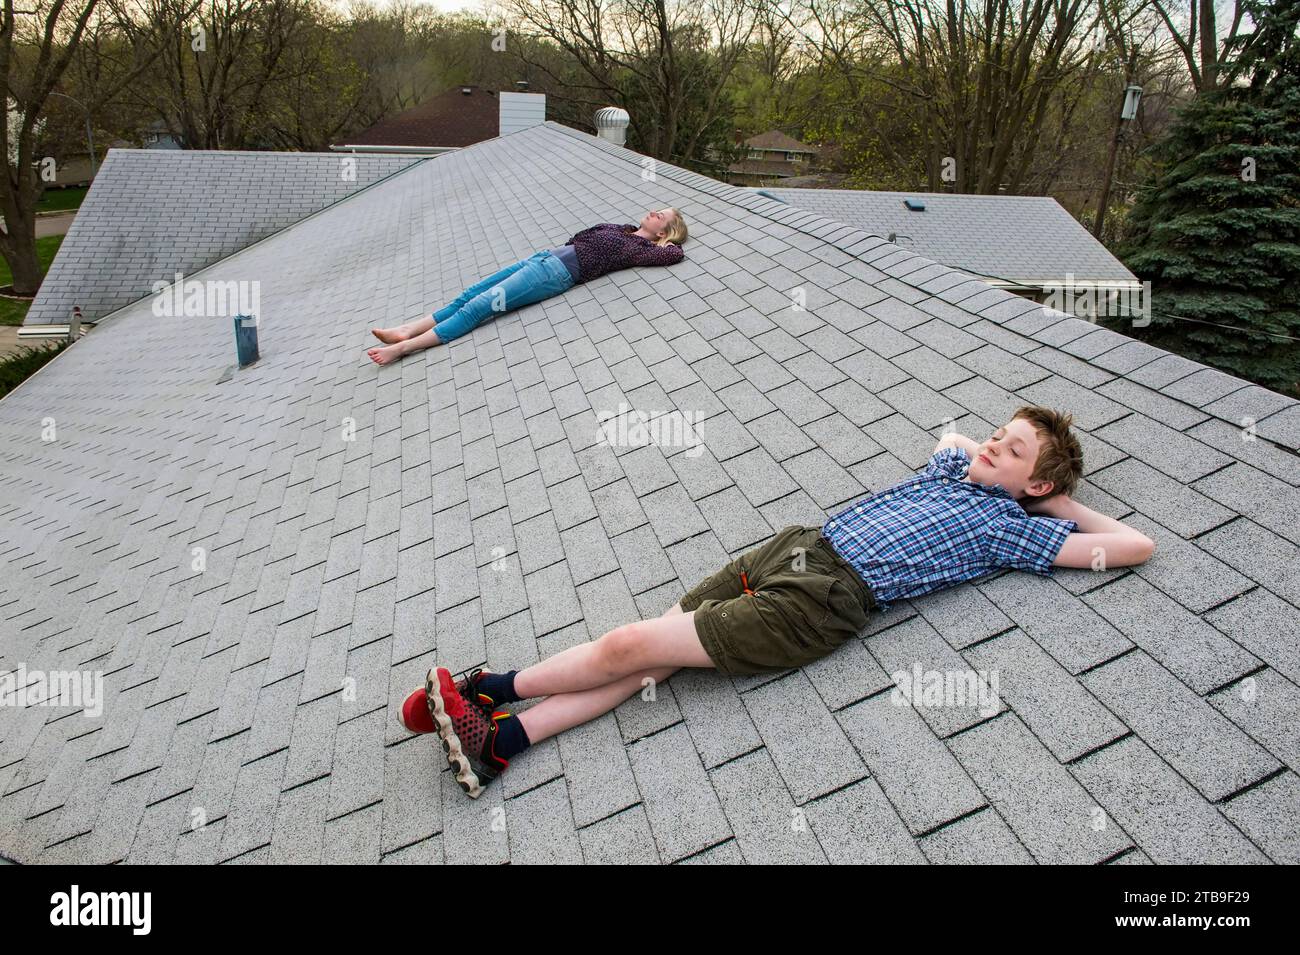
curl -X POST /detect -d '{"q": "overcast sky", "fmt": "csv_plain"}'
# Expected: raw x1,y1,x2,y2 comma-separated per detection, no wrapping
394,0,495,13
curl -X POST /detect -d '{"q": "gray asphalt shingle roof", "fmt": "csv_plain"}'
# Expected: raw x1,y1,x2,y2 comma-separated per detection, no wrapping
1,120,1297,864
754,187,1139,287
24,149,425,327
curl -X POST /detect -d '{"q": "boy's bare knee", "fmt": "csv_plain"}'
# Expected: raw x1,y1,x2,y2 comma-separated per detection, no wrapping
597,622,648,672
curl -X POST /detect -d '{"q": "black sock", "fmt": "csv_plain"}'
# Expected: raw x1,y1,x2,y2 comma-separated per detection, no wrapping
476,670,520,704
492,712,531,760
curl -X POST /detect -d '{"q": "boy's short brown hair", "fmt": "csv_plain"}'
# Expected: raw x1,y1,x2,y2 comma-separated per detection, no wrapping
1011,405,1084,499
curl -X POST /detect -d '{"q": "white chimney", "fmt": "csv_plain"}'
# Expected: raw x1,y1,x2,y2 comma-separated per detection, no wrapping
594,107,630,146
499,91,546,136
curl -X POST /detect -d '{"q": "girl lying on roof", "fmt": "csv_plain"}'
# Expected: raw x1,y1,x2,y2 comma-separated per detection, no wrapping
367,208,689,364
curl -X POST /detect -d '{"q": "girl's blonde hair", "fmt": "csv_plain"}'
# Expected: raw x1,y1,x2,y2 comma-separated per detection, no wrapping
655,208,688,247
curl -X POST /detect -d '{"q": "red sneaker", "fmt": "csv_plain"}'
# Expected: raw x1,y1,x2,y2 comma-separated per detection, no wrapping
401,687,436,733
399,668,495,734
425,667,510,799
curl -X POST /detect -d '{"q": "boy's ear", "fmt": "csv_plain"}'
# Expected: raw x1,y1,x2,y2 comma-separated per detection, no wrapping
1023,477,1055,498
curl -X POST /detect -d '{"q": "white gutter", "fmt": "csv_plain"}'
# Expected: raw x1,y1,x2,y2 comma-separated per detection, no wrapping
329,144,460,155
17,324,93,339
959,273,1144,293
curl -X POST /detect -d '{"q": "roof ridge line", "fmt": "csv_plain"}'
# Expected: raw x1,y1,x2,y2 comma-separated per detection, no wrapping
761,186,1059,202
103,147,401,160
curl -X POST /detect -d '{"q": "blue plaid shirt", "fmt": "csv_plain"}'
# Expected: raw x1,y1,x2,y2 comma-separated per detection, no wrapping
822,446,1077,611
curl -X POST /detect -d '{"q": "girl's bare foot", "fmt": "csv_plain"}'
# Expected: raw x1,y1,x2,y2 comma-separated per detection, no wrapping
367,343,405,365
371,327,408,344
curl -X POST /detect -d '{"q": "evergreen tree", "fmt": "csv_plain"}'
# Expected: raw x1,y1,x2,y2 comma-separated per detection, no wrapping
1116,0,1300,397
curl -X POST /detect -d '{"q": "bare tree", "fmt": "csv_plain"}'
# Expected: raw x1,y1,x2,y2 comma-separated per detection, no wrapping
287,3,548,148
1150,0,1250,90
344,0,464,122
2,0,183,295
785,0,1102,194
740,0,813,126
108,0,318,150
498,0,759,163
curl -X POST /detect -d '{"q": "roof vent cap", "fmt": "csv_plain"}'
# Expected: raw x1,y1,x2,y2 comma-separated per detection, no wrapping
903,198,926,211
594,106,630,146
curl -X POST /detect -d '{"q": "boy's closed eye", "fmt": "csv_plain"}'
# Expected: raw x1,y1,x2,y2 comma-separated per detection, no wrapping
993,428,1020,457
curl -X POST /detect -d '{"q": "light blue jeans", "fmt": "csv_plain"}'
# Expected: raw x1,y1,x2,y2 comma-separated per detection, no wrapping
431,250,575,343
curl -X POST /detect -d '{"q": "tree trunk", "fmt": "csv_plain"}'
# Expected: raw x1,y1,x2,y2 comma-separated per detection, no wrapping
0,185,45,295
1199,0,1219,90
2,239,44,296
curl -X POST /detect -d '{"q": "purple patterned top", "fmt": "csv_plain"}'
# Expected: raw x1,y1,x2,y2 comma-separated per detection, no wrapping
560,222,684,284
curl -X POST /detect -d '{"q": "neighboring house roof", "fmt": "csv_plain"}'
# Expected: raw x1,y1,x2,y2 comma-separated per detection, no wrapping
1,120,1297,865
24,149,425,327
744,129,818,153
337,86,501,150
729,159,803,178
773,173,850,189
756,187,1138,288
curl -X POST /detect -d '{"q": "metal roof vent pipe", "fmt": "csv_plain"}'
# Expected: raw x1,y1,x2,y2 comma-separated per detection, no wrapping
234,314,260,367
594,107,630,147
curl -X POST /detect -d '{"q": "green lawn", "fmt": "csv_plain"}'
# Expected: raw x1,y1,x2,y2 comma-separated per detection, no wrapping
36,185,87,213
0,235,66,325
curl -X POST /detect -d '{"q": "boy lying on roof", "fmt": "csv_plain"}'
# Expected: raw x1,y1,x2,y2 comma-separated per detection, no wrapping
399,404,1155,798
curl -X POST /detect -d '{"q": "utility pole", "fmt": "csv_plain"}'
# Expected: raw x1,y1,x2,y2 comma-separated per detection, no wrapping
1093,50,1143,240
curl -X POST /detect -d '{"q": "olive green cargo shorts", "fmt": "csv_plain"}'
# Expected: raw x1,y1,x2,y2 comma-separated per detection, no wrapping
678,524,878,675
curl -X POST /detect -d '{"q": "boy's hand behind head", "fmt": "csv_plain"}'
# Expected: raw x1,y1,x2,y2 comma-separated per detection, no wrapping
1021,493,1072,517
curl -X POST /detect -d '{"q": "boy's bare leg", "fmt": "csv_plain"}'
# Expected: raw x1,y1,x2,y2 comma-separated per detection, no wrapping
514,602,711,698
371,315,435,344
514,601,713,745
517,664,680,745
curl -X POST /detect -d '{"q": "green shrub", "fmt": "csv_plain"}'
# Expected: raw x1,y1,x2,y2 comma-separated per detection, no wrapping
0,340,71,399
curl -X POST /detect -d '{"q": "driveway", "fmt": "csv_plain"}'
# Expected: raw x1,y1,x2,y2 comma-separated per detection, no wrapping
36,211,77,238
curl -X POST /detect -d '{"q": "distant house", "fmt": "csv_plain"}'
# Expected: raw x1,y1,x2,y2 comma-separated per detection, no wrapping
755,187,1140,302
142,119,181,150
46,154,95,187
4,97,108,187
332,84,546,154
726,130,820,186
